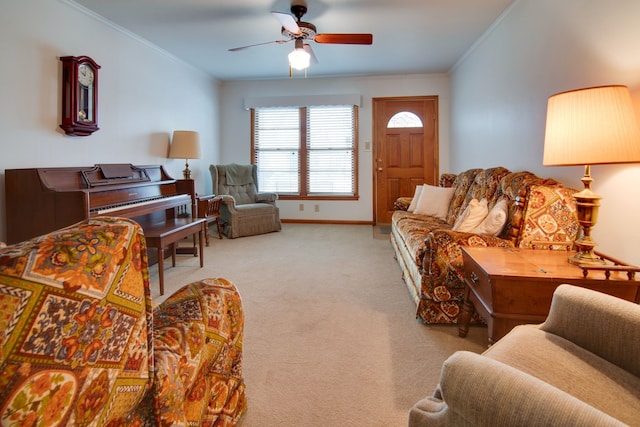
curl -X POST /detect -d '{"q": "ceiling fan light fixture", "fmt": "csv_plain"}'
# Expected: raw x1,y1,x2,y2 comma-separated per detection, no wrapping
288,41,310,70
229,3,372,75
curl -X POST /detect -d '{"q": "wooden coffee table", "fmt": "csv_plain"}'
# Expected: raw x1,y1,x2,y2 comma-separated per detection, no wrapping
458,246,640,345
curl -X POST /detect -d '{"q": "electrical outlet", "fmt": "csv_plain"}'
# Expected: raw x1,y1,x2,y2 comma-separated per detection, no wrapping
314,204,320,212
299,204,304,211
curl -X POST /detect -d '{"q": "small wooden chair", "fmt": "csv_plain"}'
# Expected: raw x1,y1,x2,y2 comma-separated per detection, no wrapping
199,195,223,245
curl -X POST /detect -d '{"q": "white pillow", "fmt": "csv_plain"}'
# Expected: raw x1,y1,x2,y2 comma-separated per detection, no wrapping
407,185,423,212
413,184,455,220
452,198,489,232
472,199,509,236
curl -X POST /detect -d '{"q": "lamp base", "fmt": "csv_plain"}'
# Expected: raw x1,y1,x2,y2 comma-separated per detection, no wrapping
182,159,192,180
568,249,606,266
568,165,605,266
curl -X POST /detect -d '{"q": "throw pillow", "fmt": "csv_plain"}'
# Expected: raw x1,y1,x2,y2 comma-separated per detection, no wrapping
407,185,424,212
413,184,455,220
472,199,509,236
452,198,489,232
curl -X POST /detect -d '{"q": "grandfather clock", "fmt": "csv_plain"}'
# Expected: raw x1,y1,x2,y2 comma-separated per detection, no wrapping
59,55,100,136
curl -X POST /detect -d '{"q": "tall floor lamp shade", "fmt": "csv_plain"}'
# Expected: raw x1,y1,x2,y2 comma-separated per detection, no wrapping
543,85,640,265
169,130,201,179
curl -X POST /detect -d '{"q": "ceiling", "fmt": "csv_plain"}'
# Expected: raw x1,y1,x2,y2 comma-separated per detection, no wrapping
74,0,513,81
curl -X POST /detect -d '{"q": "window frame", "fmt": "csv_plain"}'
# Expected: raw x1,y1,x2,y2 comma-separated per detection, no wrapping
251,105,359,201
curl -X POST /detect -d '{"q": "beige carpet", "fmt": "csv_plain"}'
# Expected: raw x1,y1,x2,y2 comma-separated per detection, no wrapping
372,223,392,240
151,223,487,427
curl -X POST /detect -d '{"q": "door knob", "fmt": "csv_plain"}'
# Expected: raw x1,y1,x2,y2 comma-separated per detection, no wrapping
378,167,383,172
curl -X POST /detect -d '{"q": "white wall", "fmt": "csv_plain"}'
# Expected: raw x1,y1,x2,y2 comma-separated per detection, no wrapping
219,74,450,222
450,0,640,265
0,0,220,242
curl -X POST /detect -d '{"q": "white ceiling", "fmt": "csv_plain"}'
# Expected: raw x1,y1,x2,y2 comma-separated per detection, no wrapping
73,0,513,81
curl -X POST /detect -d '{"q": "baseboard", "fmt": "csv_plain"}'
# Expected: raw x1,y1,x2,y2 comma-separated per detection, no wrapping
281,219,374,225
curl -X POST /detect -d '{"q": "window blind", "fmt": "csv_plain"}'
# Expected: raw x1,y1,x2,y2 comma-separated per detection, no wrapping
252,105,357,198
253,108,300,193
307,106,355,195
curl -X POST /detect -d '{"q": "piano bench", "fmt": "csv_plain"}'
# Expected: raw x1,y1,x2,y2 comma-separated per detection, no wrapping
140,217,206,295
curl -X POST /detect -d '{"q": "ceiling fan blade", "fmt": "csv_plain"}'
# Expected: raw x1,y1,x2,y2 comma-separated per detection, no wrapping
314,34,373,45
271,11,300,35
228,39,290,52
303,44,319,64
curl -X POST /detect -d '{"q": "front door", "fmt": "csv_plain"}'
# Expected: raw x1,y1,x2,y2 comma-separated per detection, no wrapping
373,96,439,224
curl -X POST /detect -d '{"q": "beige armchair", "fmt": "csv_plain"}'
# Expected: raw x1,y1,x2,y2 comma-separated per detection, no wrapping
409,284,640,426
210,164,281,238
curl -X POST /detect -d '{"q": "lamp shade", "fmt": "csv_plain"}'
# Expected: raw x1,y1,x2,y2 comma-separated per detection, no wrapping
288,48,310,70
169,130,201,159
288,38,311,71
543,85,640,166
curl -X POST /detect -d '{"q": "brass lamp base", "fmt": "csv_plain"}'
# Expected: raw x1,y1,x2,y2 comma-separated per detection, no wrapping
182,159,192,180
569,247,606,266
569,165,606,266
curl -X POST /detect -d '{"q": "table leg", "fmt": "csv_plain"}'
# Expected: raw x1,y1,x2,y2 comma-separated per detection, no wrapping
458,286,474,338
158,246,165,296
216,221,223,239
198,224,204,268
191,234,198,255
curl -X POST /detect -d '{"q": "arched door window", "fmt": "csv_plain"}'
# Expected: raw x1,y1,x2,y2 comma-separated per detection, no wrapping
387,111,423,128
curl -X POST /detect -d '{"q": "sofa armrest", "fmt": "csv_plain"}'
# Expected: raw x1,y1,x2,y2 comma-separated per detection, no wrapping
409,351,625,427
414,229,515,323
423,229,514,278
540,284,640,377
255,192,278,204
152,278,246,425
394,196,412,211
439,173,457,188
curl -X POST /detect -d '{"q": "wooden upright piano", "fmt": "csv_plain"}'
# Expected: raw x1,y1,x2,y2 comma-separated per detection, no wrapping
5,164,195,244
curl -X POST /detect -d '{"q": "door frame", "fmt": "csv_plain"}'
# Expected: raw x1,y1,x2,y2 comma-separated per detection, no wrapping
372,96,439,225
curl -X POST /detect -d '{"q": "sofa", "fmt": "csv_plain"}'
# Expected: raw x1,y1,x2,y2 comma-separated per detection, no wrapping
391,166,579,324
408,284,640,426
210,164,282,238
0,217,246,426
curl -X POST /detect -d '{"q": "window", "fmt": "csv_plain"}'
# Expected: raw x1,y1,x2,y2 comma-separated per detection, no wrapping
387,111,423,128
252,105,358,199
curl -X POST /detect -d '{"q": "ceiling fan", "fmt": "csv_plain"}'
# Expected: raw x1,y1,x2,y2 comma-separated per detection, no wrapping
228,1,373,71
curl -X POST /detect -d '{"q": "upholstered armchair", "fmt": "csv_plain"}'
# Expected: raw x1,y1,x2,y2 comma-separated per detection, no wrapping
0,217,246,426
210,164,282,238
409,285,640,426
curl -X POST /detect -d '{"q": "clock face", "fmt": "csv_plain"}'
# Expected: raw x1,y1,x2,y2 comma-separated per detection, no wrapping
78,64,94,87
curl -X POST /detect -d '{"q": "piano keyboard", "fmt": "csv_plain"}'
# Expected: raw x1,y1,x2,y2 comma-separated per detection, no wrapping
94,194,188,215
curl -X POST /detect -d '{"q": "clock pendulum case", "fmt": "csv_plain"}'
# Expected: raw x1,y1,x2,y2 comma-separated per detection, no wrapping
59,55,101,136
